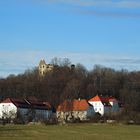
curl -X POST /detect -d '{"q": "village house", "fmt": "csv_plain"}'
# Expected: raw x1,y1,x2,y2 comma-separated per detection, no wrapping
56,99,94,122
88,95,120,116
0,98,53,122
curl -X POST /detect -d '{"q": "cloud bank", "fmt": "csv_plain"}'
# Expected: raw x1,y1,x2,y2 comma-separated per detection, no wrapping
0,49,140,78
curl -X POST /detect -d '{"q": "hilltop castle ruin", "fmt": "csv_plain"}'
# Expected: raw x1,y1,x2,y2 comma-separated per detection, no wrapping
38,60,53,77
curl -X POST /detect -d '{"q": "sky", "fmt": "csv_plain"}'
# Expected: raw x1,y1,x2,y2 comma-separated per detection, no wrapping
0,0,140,77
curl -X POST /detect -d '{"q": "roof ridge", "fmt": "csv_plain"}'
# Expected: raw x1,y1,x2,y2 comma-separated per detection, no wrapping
24,99,31,105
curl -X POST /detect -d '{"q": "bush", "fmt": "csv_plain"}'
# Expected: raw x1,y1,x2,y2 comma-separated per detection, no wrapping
114,110,140,125
90,113,102,123
40,117,58,125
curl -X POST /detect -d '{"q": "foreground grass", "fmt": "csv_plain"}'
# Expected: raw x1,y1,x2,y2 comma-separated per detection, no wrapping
0,123,140,140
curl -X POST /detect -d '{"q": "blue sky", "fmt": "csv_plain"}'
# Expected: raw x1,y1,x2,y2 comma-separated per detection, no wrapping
0,0,140,77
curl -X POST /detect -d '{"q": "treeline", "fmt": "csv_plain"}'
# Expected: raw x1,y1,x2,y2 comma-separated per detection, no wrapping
0,58,140,115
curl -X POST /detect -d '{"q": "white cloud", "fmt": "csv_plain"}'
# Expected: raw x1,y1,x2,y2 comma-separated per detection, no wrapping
21,0,140,18
78,9,140,18
31,0,140,9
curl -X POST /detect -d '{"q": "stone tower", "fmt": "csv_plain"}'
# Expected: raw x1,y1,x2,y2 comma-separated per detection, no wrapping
38,59,53,77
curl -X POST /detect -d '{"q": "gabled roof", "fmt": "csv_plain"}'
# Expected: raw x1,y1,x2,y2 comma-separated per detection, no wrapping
89,95,117,102
89,95,101,102
28,100,51,110
1,98,52,110
109,98,117,102
89,95,117,107
57,99,90,112
1,98,30,108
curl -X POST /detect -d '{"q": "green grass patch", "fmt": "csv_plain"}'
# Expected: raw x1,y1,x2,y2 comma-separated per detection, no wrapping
0,123,140,140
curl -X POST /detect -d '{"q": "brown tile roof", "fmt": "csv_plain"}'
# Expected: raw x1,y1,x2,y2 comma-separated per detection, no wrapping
1,98,52,110
1,98,30,108
57,99,90,112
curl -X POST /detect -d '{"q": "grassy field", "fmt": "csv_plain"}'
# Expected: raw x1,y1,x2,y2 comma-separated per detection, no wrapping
0,123,140,140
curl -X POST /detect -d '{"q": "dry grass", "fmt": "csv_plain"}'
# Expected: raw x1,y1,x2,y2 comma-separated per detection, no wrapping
0,123,140,140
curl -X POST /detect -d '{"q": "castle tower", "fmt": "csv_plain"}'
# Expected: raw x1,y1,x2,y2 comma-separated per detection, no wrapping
38,59,53,77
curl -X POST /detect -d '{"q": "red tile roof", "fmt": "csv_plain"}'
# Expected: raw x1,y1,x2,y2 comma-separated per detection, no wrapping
57,99,90,112
89,95,101,102
89,95,117,107
89,95,116,102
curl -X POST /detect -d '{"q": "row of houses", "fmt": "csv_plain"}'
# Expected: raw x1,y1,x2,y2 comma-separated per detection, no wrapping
0,95,122,122
0,98,53,122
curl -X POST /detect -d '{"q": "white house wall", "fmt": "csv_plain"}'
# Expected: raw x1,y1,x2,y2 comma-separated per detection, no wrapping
89,101,104,115
0,103,17,119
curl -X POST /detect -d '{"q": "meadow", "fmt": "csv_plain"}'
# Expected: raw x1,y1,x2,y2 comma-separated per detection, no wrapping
0,123,140,140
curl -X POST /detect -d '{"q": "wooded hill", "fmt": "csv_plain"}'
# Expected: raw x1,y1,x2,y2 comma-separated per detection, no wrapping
0,58,140,117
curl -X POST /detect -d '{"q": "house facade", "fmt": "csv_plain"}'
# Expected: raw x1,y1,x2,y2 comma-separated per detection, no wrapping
88,95,119,116
56,99,94,122
0,98,53,122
